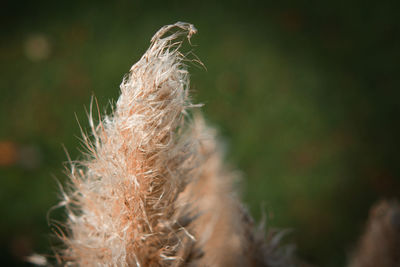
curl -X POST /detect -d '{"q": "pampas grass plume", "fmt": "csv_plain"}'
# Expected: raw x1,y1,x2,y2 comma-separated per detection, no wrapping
58,22,201,266
349,200,400,267
44,22,294,267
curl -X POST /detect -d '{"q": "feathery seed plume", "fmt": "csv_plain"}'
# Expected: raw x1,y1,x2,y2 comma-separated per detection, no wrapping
349,200,400,267
46,22,294,267
56,22,201,266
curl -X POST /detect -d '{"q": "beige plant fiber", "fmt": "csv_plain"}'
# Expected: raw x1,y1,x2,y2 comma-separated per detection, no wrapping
47,22,294,267
348,200,400,267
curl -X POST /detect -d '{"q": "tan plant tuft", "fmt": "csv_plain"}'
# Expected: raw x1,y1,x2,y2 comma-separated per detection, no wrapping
349,200,400,267
46,22,294,267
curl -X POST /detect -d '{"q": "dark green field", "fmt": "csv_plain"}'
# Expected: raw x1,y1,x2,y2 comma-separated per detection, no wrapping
1,1,399,266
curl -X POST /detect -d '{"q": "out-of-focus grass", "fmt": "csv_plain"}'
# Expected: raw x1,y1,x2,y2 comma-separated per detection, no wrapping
1,1,399,266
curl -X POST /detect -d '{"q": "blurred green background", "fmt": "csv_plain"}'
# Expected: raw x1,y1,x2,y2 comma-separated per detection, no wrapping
1,0,399,266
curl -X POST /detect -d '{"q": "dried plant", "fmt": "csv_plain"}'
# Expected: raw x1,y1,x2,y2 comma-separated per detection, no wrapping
39,21,400,267
178,116,295,267
349,200,400,267
39,22,295,266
